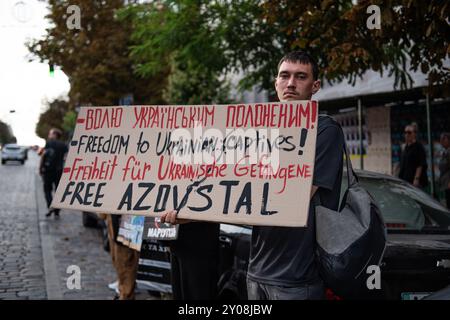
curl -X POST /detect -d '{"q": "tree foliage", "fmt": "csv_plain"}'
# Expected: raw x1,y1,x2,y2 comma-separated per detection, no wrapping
125,0,449,97
27,0,448,121
35,98,70,141
119,0,234,104
27,0,168,107
0,121,16,145
62,110,77,137
260,0,449,95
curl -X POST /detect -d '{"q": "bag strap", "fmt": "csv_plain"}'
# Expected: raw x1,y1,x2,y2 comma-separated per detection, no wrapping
313,143,357,209
343,140,358,188
322,117,358,187
312,118,358,210
318,115,358,188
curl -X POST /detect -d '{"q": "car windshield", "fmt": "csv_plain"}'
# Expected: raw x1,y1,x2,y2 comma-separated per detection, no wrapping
342,172,450,232
5,146,20,151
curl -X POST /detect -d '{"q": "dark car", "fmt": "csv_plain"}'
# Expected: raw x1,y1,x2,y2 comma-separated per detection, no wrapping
217,170,450,300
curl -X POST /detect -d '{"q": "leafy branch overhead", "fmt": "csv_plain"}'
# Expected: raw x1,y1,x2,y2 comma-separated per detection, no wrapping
125,0,448,96
27,0,168,107
28,0,449,113
260,0,449,93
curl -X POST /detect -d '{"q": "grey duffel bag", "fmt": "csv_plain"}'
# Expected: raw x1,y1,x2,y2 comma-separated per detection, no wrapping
315,143,387,298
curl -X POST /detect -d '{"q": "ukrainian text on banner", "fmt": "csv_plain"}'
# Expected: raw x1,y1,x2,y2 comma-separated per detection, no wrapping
51,101,318,227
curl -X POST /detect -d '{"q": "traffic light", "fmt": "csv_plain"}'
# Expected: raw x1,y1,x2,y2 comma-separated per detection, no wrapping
49,63,54,77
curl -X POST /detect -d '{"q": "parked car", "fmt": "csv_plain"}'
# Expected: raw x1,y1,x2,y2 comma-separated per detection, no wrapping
1,144,27,165
217,170,450,300
23,146,28,160
86,169,450,300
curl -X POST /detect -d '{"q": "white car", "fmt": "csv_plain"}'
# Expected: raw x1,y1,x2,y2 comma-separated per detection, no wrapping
1,144,26,165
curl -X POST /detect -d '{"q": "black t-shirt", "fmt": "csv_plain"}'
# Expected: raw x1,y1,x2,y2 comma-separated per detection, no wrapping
247,115,344,286
399,141,428,187
43,139,68,173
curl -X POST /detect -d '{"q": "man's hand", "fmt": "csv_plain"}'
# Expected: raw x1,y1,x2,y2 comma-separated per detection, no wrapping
310,185,318,199
160,210,193,225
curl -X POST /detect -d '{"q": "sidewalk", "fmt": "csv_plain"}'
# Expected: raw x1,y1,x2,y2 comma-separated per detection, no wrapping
35,171,159,300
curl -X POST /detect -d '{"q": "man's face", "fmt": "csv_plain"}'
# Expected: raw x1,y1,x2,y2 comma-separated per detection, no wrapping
275,61,320,101
48,130,56,140
404,126,416,144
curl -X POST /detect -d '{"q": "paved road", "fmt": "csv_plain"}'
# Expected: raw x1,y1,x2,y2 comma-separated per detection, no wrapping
0,152,156,300
0,152,46,299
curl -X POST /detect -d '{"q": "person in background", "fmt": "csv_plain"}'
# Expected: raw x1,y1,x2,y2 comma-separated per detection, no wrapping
438,132,450,208
100,213,140,300
39,128,68,218
399,124,429,189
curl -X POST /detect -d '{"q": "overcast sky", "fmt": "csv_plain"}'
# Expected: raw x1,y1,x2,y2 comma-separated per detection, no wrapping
0,0,70,146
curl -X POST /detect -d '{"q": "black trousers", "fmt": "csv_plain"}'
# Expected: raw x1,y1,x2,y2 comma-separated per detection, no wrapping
170,251,219,300
43,170,62,212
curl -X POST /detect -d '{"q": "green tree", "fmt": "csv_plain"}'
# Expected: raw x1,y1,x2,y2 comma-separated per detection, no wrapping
119,0,234,104
35,98,70,141
27,0,167,107
259,0,449,95
163,59,233,104
0,121,16,145
62,110,77,136
125,0,449,98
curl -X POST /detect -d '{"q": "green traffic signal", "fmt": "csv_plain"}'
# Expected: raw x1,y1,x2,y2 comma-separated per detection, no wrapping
49,64,54,77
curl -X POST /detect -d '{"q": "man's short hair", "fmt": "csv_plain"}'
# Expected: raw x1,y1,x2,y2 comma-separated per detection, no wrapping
277,51,319,80
50,128,62,139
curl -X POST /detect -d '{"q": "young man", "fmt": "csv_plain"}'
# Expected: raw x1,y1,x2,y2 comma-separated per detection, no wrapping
39,128,68,218
162,51,345,300
245,51,345,300
399,124,428,189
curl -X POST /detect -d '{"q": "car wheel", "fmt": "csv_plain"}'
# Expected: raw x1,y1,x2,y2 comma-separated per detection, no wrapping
82,212,98,228
1,160,5,165
20,160,25,165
